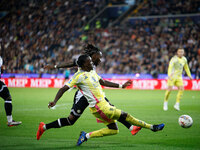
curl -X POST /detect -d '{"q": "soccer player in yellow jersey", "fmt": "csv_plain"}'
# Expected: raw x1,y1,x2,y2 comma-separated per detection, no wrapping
163,48,192,111
44,55,164,146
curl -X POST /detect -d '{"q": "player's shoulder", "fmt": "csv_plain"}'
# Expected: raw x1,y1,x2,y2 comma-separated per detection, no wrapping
170,55,178,62
171,55,178,60
182,56,187,61
73,69,84,79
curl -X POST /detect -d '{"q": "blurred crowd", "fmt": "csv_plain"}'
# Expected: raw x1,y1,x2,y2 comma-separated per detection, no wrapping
0,0,200,79
135,0,200,16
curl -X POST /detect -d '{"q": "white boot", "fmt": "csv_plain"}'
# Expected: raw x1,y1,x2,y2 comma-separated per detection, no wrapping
163,101,168,111
174,103,180,111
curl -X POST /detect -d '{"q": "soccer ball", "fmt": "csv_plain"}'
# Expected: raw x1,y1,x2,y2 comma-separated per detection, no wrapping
178,115,193,128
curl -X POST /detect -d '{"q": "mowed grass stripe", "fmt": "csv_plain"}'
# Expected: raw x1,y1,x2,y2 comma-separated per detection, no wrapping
0,88,199,150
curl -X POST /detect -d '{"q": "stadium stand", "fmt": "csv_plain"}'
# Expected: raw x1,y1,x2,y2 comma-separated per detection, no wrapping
0,0,199,79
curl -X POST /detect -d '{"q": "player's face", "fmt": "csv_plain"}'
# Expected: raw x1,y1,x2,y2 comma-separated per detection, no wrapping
177,49,184,58
84,56,94,71
91,52,102,66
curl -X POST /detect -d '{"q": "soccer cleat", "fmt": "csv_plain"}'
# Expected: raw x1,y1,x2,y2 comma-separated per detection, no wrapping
131,126,142,136
163,102,168,111
174,103,180,111
76,131,87,146
37,122,45,140
7,120,22,127
151,123,165,132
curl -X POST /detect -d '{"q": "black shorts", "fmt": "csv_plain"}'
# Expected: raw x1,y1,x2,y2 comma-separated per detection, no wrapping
65,77,69,80
0,80,11,100
70,90,114,116
70,90,89,116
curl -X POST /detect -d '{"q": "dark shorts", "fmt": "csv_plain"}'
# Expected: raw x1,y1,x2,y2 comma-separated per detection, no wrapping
65,76,69,80
0,80,11,100
70,90,114,116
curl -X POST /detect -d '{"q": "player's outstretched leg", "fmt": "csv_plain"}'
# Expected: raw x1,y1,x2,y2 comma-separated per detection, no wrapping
77,128,119,146
36,115,79,140
105,97,141,135
77,123,119,146
118,112,165,132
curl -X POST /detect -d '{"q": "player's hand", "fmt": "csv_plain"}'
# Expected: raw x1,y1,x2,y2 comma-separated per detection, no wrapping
122,80,132,88
44,64,55,70
1,65,5,73
189,76,193,80
48,101,56,108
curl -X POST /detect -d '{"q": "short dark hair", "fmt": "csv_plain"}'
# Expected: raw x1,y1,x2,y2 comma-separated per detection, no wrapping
77,55,89,68
83,44,100,57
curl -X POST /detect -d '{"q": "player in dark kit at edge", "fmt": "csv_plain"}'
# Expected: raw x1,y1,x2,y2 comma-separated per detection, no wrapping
0,56,21,126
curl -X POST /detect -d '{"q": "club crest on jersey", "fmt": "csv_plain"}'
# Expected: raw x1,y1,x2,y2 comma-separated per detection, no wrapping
68,79,72,83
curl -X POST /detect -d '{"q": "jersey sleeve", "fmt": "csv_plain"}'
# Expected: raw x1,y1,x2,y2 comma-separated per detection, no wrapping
65,73,81,88
184,58,192,78
96,72,102,80
0,56,3,67
168,57,174,76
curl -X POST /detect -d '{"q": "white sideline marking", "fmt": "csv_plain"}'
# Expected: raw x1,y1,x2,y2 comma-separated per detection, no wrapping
14,103,70,112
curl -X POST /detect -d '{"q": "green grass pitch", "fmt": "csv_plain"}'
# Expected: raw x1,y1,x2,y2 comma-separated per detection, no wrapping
0,88,200,150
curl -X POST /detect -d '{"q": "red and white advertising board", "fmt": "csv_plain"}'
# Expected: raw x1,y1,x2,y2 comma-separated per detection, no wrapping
1,78,200,90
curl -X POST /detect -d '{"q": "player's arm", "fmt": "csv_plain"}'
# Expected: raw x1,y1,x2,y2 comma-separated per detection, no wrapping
48,73,79,108
184,61,192,80
99,79,132,88
1,65,5,74
44,60,77,70
168,58,174,80
48,85,69,108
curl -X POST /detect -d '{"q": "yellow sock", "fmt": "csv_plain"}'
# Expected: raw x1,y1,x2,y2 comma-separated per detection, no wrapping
176,90,183,103
125,114,152,129
89,128,119,138
164,90,171,102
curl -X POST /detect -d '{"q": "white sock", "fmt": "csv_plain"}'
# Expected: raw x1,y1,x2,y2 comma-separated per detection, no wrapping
43,124,46,130
7,115,13,123
164,101,168,105
86,133,90,139
150,125,153,130
175,102,179,105
129,125,133,131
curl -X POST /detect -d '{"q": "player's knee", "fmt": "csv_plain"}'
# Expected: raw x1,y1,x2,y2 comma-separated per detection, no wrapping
68,118,76,125
107,123,118,130
106,128,119,136
68,114,79,125
4,96,12,101
59,117,77,127
4,96,12,104
113,129,119,135
167,86,173,91
179,87,184,91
